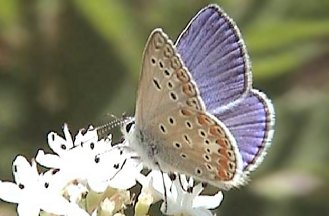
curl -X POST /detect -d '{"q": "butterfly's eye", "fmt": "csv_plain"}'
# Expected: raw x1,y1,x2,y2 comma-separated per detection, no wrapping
125,121,135,133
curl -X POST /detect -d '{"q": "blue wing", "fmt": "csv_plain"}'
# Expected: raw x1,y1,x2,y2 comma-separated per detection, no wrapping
176,5,251,113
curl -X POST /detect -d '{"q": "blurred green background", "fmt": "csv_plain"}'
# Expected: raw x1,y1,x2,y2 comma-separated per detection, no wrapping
0,0,329,215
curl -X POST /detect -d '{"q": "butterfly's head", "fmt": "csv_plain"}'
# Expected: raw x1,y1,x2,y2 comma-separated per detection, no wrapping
121,117,139,152
121,117,135,137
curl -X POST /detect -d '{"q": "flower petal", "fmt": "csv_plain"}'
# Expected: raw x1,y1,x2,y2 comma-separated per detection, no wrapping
88,144,141,191
188,207,214,216
17,203,40,216
193,191,223,209
63,123,74,146
74,125,98,146
35,150,62,169
47,124,75,155
12,156,38,186
0,181,21,203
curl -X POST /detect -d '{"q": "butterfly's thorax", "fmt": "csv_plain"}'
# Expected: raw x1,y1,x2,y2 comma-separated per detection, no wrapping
123,124,152,168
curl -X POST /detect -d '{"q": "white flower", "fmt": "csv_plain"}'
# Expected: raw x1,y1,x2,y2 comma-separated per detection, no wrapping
136,170,223,216
1,123,225,216
87,142,143,192
36,124,102,170
36,124,142,192
0,156,89,216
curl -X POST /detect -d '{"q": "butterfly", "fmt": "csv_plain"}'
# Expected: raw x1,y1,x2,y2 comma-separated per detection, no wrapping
122,4,275,190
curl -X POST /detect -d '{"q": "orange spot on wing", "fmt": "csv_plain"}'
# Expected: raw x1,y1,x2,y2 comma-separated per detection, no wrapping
216,158,234,181
216,166,230,181
197,114,214,126
176,68,189,82
217,168,227,180
182,83,196,97
216,139,236,161
164,44,173,57
216,138,229,148
171,56,181,70
209,125,225,137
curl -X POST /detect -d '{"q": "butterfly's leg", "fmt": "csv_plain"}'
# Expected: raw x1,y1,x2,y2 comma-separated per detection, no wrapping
168,172,177,192
156,162,168,213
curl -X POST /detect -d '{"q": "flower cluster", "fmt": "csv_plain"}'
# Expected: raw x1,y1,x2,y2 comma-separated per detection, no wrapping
0,124,223,215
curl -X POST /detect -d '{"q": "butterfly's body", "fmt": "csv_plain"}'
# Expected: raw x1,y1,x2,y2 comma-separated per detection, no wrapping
122,4,275,190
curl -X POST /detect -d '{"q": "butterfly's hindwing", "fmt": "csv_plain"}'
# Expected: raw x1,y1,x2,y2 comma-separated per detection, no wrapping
216,89,275,173
138,104,245,189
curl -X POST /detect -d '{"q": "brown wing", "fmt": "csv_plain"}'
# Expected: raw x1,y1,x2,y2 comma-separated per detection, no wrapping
135,29,206,128
134,29,244,189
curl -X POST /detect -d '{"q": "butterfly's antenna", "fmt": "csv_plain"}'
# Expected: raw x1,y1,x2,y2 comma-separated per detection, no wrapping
95,117,124,140
105,113,119,119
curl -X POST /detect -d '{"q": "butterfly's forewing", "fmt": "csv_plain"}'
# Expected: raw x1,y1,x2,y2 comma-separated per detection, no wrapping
176,5,251,113
134,29,244,189
135,29,206,127
216,89,275,173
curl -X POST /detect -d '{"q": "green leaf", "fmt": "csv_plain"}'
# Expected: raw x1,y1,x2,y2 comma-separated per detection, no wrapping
0,0,19,29
72,0,143,78
252,43,327,79
246,20,329,54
